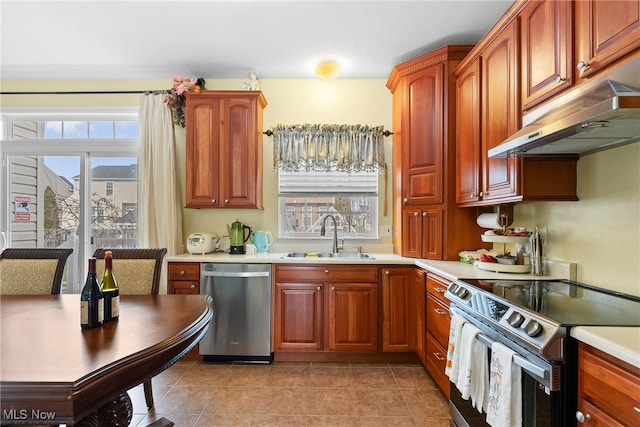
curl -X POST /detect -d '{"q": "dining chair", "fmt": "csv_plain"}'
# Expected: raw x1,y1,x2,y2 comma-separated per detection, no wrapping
0,248,73,295
92,247,168,408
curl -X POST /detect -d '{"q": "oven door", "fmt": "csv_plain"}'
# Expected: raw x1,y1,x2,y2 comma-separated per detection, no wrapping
448,307,566,427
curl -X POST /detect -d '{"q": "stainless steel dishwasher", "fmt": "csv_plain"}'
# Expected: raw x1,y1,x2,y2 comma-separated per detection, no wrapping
199,263,272,362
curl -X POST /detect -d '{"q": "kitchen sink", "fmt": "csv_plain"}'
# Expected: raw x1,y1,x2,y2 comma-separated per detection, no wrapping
281,252,375,259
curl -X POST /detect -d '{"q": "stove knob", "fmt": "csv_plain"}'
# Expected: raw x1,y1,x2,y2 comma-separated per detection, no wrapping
525,320,543,337
456,286,469,298
508,312,525,328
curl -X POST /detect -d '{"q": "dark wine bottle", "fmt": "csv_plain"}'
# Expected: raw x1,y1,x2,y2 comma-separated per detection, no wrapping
100,250,120,322
81,257,103,329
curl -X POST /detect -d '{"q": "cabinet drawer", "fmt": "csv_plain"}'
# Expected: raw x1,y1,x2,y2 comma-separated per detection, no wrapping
425,332,450,398
579,343,640,427
426,275,450,305
275,265,378,283
169,280,199,294
426,295,450,348
168,262,200,280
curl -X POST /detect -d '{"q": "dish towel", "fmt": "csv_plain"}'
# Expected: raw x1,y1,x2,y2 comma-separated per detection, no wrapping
445,313,466,380
486,341,522,427
455,322,488,412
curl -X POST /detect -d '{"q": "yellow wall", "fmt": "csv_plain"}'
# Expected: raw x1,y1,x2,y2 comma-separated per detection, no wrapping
2,79,639,295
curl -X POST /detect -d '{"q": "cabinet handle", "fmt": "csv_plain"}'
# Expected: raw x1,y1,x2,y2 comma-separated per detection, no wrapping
317,286,321,291
634,407,640,413
179,270,185,276
434,308,448,315
577,60,590,71
403,197,408,203
555,76,566,84
224,199,229,204
385,270,390,275
479,191,484,198
470,193,475,199
211,199,216,204
413,212,419,217
325,269,329,274
575,411,591,423
434,286,446,293
190,284,195,289
422,211,427,217
433,352,446,361
332,286,336,291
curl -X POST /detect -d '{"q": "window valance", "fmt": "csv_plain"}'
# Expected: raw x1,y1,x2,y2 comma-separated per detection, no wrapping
271,124,385,173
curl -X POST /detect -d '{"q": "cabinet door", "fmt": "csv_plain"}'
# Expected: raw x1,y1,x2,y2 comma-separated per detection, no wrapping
185,98,220,208
575,0,640,79
381,267,414,352
481,20,521,202
403,65,444,205
274,283,323,351
422,208,443,260
218,97,260,207
402,208,423,258
328,282,378,351
414,268,427,363
455,59,481,205
521,0,573,110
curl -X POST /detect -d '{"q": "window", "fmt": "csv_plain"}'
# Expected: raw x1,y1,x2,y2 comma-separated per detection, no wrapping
1,109,138,293
278,171,379,239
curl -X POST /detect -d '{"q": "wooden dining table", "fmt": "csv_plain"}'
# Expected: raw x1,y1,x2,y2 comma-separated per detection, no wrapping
0,294,213,426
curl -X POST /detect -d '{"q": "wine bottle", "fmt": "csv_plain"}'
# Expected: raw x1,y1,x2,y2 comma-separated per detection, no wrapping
80,257,103,329
100,250,120,322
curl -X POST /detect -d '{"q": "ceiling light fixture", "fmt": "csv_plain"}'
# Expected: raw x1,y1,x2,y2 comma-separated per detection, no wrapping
315,61,341,80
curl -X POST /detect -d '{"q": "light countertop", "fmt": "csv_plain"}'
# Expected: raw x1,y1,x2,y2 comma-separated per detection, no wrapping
571,327,640,369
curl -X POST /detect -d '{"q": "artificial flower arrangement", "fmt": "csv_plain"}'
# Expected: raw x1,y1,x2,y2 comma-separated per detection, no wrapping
164,77,205,128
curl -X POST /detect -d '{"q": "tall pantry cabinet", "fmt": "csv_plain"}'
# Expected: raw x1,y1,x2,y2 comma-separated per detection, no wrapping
387,46,487,260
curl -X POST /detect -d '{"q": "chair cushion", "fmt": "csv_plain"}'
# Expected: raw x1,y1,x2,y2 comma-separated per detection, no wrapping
96,259,157,295
0,259,59,294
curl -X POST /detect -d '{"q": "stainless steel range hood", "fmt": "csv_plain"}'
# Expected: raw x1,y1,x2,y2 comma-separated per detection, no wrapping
489,76,640,158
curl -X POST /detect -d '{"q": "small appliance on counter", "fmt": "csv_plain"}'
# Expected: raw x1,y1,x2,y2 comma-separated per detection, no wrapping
252,230,273,252
186,232,217,254
227,220,252,254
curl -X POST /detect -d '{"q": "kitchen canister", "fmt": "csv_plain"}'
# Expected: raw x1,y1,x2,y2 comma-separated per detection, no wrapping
253,231,273,252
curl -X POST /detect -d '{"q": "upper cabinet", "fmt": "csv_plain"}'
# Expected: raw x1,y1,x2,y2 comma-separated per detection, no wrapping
388,46,487,259
185,91,267,209
575,0,640,79
521,0,573,110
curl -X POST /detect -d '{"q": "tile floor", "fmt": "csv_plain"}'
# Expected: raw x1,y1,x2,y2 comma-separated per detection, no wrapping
128,360,451,427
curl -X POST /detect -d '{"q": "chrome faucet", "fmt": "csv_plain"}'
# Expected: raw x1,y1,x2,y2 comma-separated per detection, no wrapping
320,214,340,253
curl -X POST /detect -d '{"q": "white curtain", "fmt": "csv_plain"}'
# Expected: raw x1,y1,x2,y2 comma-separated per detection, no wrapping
138,94,183,293
272,124,385,173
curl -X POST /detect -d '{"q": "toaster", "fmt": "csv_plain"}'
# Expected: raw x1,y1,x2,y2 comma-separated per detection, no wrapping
186,233,217,254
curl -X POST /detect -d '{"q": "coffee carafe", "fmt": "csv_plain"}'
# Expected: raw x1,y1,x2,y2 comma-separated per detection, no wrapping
227,220,252,254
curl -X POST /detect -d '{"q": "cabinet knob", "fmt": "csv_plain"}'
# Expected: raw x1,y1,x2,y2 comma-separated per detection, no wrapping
403,198,408,203
317,286,321,291
332,286,336,291
190,284,195,289
555,76,566,84
470,193,475,198
413,212,419,217
577,60,590,71
211,199,216,204
224,199,229,204
179,270,185,276
385,270,390,275
479,191,484,198
325,269,329,274
575,411,591,423
422,211,427,217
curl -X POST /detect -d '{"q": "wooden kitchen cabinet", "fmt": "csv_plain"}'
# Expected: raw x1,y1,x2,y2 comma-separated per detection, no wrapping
575,0,640,79
455,18,578,207
425,273,452,397
520,0,573,110
273,265,378,353
185,91,266,209
387,46,487,260
577,342,640,426
381,267,415,352
413,268,427,364
167,262,200,294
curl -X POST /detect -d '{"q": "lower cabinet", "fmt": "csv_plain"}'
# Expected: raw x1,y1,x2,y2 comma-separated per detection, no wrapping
414,268,427,364
381,267,415,352
577,342,640,426
273,265,378,352
167,262,200,294
425,273,452,398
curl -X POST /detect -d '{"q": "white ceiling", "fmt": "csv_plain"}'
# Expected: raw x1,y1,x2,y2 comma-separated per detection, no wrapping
1,1,513,81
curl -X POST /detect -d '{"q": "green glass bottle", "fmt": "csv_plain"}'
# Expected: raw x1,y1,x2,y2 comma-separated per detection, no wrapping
100,250,119,322
81,257,103,329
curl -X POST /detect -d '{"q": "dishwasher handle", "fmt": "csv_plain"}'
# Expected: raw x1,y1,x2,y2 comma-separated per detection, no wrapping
201,270,271,278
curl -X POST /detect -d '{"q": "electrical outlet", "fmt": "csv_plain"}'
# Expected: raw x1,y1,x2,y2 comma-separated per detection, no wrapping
380,225,392,236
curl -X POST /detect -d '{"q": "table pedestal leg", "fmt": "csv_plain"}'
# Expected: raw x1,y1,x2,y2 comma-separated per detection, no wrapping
75,392,133,427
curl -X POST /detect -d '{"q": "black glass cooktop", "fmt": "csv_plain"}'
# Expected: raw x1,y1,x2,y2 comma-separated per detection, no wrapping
459,279,640,327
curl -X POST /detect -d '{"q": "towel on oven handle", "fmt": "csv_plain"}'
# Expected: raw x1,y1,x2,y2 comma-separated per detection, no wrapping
455,323,488,414
486,341,522,427
445,313,466,380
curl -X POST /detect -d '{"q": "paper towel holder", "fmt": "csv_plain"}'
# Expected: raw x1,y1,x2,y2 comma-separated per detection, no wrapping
496,204,514,229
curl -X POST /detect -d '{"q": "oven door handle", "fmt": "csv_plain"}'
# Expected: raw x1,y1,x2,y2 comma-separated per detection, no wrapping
474,332,548,379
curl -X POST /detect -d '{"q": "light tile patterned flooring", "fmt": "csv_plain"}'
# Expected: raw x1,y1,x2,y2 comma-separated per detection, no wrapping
128,360,451,427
